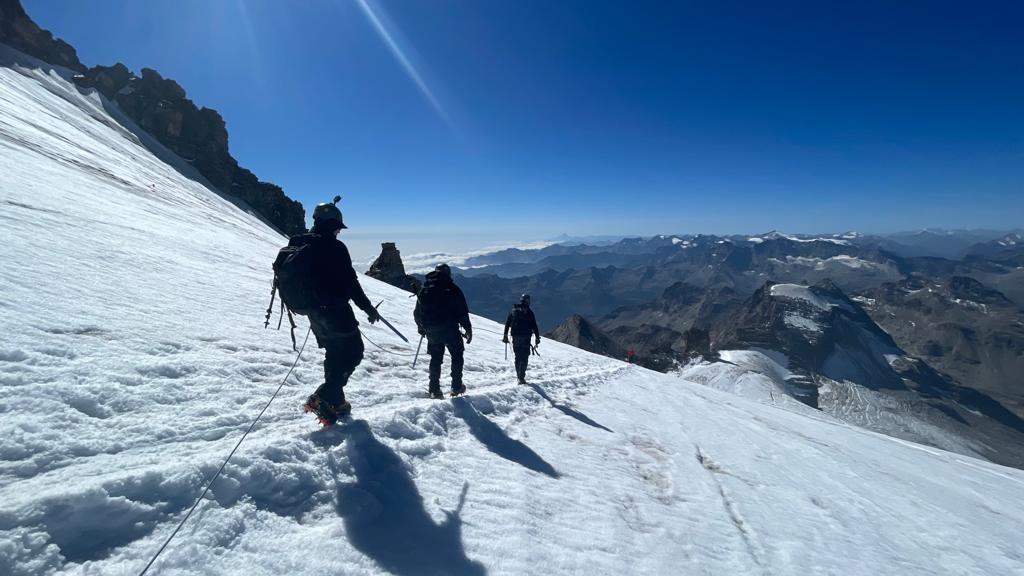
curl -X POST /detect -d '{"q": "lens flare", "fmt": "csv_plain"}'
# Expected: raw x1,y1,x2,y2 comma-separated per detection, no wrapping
354,0,452,127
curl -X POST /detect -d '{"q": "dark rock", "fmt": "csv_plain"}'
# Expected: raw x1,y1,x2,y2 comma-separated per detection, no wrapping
862,275,1024,413
75,64,305,235
547,314,626,361
682,327,711,359
366,242,421,294
0,0,85,72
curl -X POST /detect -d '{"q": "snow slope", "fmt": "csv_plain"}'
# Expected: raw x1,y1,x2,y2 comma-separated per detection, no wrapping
2,45,1024,576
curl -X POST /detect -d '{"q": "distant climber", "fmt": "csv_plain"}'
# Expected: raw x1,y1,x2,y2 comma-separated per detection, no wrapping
627,349,636,364
414,264,472,398
503,294,541,384
272,196,380,425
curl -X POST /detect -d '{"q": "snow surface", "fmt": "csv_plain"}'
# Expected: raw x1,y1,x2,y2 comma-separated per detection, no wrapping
769,284,850,311
680,350,809,410
771,255,886,271
3,44,1024,576
783,313,823,333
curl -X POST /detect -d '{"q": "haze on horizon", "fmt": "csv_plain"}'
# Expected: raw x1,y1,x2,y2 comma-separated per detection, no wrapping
25,0,1024,258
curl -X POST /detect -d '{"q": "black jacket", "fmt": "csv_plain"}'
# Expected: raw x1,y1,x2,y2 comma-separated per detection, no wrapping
414,272,471,334
289,232,373,337
504,304,539,339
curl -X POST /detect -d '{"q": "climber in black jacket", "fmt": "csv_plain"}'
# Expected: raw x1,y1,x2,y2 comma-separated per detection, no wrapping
503,294,540,384
414,263,472,398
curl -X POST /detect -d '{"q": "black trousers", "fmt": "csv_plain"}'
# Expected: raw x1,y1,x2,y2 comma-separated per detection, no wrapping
427,328,465,390
512,337,532,380
310,324,364,406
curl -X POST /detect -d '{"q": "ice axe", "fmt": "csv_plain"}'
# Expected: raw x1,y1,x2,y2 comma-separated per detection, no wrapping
373,300,409,343
412,334,424,368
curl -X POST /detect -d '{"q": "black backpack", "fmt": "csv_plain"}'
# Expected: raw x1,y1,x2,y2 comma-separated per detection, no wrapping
416,271,453,329
509,305,530,334
272,241,323,316
265,237,325,349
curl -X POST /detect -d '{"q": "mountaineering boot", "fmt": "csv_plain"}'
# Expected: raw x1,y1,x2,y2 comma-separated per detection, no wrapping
302,393,323,415
450,383,467,397
317,400,352,426
517,376,526,385
428,386,445,400
303,393,351,426
319,400,352,426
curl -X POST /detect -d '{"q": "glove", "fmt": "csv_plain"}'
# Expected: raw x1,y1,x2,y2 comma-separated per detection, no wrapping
365,307,380,324
464,327,473,344
502,335,509,344
417,325,426,336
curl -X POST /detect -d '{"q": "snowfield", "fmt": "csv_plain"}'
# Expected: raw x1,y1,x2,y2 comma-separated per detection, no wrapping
2,44,1024,576
770,284,850,311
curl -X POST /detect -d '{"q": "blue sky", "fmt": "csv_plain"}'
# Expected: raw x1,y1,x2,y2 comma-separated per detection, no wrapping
25,0,1024,258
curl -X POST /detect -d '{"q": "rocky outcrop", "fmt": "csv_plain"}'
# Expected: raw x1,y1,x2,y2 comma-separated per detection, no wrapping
366,242,420,294
547,314,626,361
682,327,711,359
0,0,84,72
1,0,305,235
73,65,305,235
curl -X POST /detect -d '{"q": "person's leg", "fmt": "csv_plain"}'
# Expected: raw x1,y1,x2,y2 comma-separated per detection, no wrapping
513,339,530,381
448,330,466,392
427,336,445,393
321,332,364,408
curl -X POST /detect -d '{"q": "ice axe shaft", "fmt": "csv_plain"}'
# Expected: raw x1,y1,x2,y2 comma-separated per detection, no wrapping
374,300,409,343
412,335,425,368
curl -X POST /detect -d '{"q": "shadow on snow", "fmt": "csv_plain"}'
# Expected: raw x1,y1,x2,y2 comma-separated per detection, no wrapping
451,398,560,479
317,420,486,576
526,383,614,434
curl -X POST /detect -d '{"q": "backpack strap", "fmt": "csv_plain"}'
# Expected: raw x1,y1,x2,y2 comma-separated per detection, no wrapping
273,297,299,351
286,307,298,352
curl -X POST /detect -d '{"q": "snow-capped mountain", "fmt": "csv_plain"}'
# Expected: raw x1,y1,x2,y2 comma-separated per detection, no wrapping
2,38,1024,576
694,280,1024,468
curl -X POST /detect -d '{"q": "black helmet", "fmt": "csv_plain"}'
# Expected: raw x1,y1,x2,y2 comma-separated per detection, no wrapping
520,293,531,306
312,196,346,230
435,263,452,278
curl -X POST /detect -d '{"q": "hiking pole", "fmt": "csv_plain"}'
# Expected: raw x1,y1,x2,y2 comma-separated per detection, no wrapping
504,341,508,360
374,300,409,343
531,345,541,357
412,335,425,368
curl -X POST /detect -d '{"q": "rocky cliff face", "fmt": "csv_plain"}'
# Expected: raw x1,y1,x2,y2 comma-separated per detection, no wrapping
366,242,421,293
861,275,1024,414
0,0,84,72
546,314,626,361
0,0,305,235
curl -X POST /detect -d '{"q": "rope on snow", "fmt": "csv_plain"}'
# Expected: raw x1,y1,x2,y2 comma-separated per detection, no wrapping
137,328,312,576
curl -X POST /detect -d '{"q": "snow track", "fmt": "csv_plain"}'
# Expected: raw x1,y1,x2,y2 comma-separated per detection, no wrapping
2,43,1024,575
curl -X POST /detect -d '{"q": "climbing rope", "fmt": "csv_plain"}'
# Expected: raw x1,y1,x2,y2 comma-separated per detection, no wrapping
137,328,312,576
